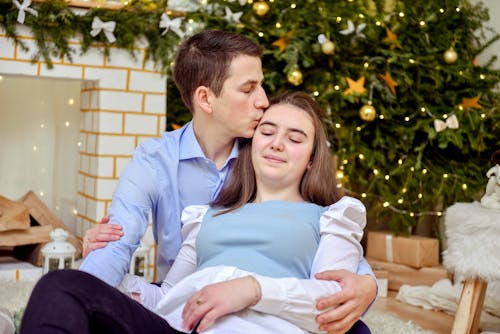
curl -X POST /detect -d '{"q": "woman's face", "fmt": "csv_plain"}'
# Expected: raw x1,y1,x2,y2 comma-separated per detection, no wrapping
251,103,315,191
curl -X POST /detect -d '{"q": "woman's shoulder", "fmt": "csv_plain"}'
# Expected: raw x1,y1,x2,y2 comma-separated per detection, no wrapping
321,196,367,230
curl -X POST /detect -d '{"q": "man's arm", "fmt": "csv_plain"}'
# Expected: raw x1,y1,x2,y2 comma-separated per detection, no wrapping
82,216,123,258
79,146,158,287
315,262,377,333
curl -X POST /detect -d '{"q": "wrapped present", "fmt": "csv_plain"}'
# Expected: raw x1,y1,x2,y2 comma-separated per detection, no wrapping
368,258,450,291
366,230,439,268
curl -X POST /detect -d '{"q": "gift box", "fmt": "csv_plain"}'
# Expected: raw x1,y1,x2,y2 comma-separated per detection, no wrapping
366,230,439,268
368,258,450,291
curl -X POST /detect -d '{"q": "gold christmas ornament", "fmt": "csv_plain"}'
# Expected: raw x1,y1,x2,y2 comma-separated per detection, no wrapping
321,40,335,55
287,69,303,86
443,47,458,64
252,1,270,16
359,103,377,122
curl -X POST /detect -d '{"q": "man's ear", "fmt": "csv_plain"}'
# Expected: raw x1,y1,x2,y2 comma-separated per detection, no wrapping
193,86,212,114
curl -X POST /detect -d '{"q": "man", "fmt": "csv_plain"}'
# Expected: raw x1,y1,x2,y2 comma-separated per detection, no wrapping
80,30,376,333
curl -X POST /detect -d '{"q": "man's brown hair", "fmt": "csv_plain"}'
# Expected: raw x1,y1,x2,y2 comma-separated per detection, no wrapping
173,30,263,113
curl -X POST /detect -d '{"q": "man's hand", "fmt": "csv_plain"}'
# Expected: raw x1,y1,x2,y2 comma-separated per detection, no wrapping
181,276,261,332
82,216,123,257
314,270,377,334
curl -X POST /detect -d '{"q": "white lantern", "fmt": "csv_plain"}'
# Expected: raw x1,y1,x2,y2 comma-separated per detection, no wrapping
41,228,76,274
129,241,150,279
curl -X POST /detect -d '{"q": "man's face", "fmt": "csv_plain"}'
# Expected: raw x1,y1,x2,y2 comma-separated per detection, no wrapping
209,55,269,139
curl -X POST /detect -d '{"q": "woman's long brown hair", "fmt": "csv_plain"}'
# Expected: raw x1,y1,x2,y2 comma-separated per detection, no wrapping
211,91,341,214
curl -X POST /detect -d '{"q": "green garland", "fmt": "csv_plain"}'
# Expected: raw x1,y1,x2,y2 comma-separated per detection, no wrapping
1,0,499,235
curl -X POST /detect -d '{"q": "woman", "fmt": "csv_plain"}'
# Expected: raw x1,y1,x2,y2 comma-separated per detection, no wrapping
20,91,370,334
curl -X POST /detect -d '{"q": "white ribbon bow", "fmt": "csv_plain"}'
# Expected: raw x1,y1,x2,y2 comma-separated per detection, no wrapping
434,114,459,132
91,17,116,43
13,0,38,24
159,13,184,38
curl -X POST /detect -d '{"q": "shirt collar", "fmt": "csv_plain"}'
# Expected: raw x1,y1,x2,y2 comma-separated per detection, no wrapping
179,122,240,163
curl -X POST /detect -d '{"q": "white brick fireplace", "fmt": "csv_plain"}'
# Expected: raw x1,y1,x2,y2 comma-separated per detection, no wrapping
0,24,166,267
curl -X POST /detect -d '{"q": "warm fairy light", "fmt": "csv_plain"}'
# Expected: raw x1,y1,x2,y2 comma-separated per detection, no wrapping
410,167,415,172
437,212,443,216
361,193,367,198
335,123,341,128
358,154,365,160
258,32,264,37
313,91,319,96
456,7,461,12
402,188,407,193
409,59,415,64
398,198,404,204
443,173,449,178
356,126,361,131
443,114,448,119
364,62,369,68
420,107,426,112
336,17,342,23
373,169,379,175
422,169,428,174
481,113,486,118
379,115,384,119
375,21,381,26
39,191,44,197
68,98,75,105
0,75,3,80
334,85,340,90
77,141,82,147
462,183,468,190
383,202,390,207
336,170,344,179
404,117,410,121
399,12,405,17
398,159,403,165
290,3,296,8
73,209,78,215
409,212,415,217
459,71,463,75
358,13,364,19
343,159,348,165
419,21,425,26
65,121,70,127
336,184,343,188
33,145,38,151
40,123,45,128
480,74,485,80
385,175,390,180
418,193,423,198
276,22,281,28
458,105,464,111
439,8,445,13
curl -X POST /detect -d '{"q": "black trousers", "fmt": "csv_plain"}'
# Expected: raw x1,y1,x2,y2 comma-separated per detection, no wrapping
20,269,370,334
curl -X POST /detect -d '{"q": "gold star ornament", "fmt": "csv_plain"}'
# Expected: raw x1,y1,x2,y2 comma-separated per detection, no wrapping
380,72,398,95
458,96,482,109
384,27,401,50
343,76,366,95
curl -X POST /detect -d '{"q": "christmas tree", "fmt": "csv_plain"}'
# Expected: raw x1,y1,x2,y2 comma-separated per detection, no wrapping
2,0,498,235
166,0,500,235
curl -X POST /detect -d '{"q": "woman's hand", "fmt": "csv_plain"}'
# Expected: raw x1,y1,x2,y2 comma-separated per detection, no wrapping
82,216,123,257
182,276,261,332
314,270,377,333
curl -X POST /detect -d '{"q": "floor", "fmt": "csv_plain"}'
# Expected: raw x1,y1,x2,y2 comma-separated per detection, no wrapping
373,291,454,334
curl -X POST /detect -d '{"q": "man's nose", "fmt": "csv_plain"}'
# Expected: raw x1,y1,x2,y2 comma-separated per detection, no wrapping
255,86,269,109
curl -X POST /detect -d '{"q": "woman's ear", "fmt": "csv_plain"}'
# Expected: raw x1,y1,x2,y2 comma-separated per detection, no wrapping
193,86,212,114
306,161,313,170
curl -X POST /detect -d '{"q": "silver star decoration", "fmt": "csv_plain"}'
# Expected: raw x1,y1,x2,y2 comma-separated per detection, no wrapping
339,20,366,41
224,6,243,23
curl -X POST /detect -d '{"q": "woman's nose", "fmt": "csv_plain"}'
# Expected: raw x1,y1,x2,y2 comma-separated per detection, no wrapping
270,137,284,151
